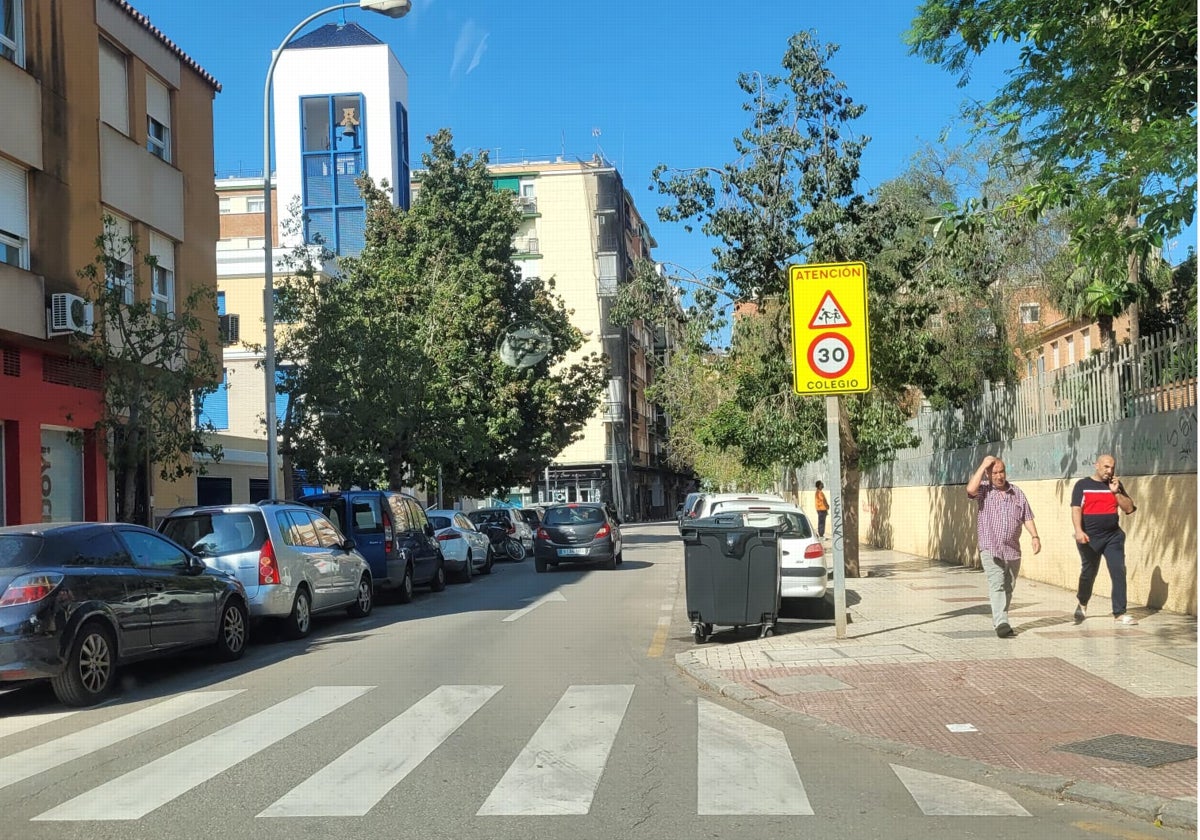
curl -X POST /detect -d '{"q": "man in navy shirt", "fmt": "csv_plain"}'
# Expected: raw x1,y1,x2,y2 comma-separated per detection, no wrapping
1071,454,1138,625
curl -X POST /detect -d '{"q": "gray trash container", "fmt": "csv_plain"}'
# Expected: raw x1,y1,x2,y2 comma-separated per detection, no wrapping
681,513,780,643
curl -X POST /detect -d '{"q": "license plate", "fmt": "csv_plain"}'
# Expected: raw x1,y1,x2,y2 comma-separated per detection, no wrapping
558,547,588,556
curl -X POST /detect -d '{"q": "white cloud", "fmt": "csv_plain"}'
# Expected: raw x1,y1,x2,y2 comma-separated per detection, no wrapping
451,19,488,78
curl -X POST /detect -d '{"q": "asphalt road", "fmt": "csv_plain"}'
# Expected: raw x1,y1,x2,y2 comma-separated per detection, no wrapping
0,522,1188,840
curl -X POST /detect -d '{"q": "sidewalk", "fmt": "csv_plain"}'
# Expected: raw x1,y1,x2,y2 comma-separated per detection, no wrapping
675,544,1198,829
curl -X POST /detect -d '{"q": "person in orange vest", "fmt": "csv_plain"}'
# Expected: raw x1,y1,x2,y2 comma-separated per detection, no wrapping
814,481,829,539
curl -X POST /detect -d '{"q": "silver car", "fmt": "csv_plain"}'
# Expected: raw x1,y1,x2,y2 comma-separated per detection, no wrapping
425,509,494,580
158,501,373,639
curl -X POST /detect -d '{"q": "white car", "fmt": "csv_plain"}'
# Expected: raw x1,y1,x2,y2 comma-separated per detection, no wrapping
709,502,829,600
692,493,787,520
426,509,494,580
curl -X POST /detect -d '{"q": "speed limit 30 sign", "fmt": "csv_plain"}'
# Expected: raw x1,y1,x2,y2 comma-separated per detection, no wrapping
789,261,871,394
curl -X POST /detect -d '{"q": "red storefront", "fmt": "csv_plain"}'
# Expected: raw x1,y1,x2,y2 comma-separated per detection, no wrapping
1,344,109,525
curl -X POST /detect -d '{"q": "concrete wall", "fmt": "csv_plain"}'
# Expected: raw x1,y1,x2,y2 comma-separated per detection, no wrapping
793,408,1198,615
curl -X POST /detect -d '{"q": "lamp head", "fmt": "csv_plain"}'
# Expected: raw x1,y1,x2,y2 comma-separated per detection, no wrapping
361,0,412,17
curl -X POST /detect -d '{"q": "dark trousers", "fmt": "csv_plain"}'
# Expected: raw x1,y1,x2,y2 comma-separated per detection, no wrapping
1076,530,1128,616
817,510,827,537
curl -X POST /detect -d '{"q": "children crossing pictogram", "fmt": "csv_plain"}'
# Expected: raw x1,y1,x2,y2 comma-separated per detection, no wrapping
807,291,852,329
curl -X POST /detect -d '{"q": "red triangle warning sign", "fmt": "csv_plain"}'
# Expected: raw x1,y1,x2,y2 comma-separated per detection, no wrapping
808,291,852,329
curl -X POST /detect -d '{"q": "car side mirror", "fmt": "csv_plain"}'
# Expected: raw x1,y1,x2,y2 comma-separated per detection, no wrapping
342,538,356,551
187,554,207,574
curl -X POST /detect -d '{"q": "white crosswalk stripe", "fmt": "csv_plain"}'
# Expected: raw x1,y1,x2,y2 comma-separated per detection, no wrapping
259,684,501,818
477,684,634,815
697,699,813,815
0,691,241,792
0,684,1038,822
33,686,371,821
891,764,1031,816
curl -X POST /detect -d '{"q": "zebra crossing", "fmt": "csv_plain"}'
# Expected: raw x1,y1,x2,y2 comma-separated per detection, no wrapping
0,684,1030,822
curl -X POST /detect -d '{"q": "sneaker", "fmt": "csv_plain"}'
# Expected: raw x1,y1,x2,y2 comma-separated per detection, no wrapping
995,622,1014,638
1073,603,1086,624
1114,614,1139,626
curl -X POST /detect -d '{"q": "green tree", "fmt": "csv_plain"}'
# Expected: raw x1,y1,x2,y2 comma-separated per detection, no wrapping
277,129,605,497
74,217,223,523
908,0,1198,347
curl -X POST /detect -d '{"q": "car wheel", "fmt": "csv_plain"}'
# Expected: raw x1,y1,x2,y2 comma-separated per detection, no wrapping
282,587,312,639
347,574,373,617
51,620,118,707
534,555,547,573
457,551,474,584
429,558,447,592
213,599,249,661
504,539,524,561
396,564,415,604
481,547,494,575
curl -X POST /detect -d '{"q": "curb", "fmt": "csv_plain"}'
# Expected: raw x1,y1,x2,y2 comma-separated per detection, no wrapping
675,651,1197,831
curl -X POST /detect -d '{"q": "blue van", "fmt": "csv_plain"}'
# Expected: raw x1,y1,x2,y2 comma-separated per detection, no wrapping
303,490,445,602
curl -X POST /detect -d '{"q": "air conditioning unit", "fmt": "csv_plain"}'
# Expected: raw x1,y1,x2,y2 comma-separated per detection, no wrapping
47,293,94,336
219,313,240,345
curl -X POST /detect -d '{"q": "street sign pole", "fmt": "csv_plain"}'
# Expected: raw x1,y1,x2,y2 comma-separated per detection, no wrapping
826,395,847,639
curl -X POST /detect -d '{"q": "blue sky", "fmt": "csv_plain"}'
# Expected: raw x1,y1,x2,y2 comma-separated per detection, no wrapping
133,0,1190,287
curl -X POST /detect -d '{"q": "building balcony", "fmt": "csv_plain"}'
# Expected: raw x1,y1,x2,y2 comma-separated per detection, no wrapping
0,263,47,340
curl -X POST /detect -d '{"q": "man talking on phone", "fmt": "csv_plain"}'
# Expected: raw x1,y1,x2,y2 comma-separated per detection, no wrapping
1071,454,1138,626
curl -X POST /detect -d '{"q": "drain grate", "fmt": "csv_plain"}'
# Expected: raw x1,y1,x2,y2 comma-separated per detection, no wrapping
1057,734,1197,767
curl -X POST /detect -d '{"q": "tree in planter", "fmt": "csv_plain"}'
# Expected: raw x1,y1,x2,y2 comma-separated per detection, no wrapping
276,129,606,497
73,216,223,523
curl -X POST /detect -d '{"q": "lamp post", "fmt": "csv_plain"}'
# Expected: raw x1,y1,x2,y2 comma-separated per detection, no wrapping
262,0,411,500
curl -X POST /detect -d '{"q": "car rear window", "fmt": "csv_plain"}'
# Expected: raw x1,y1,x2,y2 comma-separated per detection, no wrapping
737,510,812,537
428,515,452,530
308,498,348,534
0,535,44,566
348,497,384,534
161,511,265,556
543,506,604,526
467,510,505,526
518,509,540,525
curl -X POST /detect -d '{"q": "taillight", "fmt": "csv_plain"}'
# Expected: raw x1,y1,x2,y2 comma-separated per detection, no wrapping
436,532,461,541
383,513,394,555
594,523,610,539
804,543,824,560
258,539,281,585
536,527,548,540
0,573,64,607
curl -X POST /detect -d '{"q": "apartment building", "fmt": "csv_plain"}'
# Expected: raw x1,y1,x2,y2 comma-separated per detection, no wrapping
486,158,693,521
0,0,220,525
197,22,411,504
1008,285,1134,378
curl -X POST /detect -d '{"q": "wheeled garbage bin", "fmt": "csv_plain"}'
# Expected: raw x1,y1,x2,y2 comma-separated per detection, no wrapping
681,513,780,643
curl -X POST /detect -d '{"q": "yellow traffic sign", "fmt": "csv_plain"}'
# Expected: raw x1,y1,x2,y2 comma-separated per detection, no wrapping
788,261,871,394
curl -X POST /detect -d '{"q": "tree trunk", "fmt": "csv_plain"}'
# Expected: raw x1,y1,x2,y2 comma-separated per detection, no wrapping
838,398,861,578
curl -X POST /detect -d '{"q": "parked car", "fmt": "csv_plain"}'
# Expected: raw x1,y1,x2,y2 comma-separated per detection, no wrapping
302,490,446,602
158,500,373,640
465,507,533,558
691,492,786,521
706,502,829,600
516,507,543,530
532,503,623,571
425,509,493,581
677,492,706,531
0,522,249,707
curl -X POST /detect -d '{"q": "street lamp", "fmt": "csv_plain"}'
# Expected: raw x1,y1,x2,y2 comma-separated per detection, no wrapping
262,0,411,500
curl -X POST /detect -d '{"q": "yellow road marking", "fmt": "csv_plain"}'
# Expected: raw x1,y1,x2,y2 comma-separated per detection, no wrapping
647,616,671,657
1071,821,1170,840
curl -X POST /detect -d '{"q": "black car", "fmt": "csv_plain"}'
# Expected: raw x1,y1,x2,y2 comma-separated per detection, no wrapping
0,522,249,707
532,503,624,572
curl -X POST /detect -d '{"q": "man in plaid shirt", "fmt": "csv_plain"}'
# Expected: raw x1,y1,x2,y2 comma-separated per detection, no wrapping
967,455,1041,637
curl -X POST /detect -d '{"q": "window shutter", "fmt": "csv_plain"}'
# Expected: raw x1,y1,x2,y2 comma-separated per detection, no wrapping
198,371,229,430
0,158,28,239
275,368,290,425
99,39,129,134
217,291,226,316
149,232,175,271
146,76,171,128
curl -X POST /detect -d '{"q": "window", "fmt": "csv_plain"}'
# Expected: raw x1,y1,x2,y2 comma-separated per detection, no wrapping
301,93,366,255
275,366,291,426
98,38,129,135
195,369,228,430
1066,335,1075,365
145,75,171,162
1050,342,1059,370
0,156,28,269
121,529,187,570
1,0,23,67
246,196,264,213
104,214,134,304
149,232,175,316
1018,303,1040,324
311,515,343,548
1081,329,1091,356
396,102,410,210
219,197,232,214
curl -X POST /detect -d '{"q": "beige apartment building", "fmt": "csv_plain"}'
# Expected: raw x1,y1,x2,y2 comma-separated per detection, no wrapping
0,0,220,525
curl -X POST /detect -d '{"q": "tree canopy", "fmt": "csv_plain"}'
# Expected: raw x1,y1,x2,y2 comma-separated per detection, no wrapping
276,129,606,497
